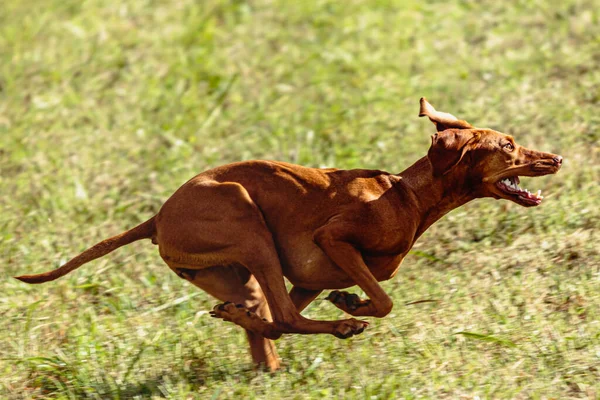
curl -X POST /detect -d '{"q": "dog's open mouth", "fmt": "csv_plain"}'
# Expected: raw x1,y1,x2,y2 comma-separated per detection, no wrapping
496,176,543,206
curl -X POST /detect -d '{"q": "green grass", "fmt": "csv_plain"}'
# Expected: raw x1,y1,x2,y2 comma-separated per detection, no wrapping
1,0,599,398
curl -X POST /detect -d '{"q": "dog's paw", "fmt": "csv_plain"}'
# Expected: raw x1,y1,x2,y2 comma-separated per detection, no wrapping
209,302,281,339
332,318,369,339
210,301,239,320
327,290,372,313
209,301,265,322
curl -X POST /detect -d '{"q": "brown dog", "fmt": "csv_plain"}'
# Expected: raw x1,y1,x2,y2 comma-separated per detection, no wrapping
16,98,562,371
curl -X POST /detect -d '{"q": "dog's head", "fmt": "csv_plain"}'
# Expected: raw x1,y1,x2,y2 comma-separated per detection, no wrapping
419,98,562,207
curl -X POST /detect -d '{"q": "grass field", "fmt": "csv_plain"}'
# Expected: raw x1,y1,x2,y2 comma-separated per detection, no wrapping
1,0,599,398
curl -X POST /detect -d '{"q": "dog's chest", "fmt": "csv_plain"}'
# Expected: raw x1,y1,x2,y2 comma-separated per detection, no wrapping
363,252,406,281
359,233,414,281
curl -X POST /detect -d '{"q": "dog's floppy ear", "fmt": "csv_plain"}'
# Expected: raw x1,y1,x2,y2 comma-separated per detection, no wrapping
428,130,481,176
419,98,473,131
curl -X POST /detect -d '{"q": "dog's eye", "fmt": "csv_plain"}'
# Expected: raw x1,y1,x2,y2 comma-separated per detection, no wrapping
503,143,514,152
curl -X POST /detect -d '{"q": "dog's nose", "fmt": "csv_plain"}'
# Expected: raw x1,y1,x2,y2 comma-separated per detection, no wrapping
553,156,563,166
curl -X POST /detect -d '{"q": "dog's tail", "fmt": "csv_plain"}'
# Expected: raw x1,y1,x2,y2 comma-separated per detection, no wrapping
14,216,156,284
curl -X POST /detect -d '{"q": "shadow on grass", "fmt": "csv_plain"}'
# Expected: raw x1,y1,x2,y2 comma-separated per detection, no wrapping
17,352,241,399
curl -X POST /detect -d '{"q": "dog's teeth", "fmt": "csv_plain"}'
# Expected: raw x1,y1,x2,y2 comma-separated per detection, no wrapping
537,190,542,197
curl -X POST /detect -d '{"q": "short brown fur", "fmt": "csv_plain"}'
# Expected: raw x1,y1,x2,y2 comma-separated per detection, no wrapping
16,99,562,371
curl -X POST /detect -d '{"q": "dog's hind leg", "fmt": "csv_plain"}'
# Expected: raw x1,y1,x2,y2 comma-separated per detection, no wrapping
170,264,280,371
159,181,368,340
211,239,368,339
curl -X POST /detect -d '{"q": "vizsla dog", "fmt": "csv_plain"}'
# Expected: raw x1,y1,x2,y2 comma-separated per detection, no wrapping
16,99,562,371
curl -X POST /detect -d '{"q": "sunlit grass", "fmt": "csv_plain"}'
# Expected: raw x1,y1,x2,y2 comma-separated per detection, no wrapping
1,0,599,398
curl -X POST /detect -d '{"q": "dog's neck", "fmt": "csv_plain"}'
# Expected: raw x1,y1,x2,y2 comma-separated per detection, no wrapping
396,156,477,239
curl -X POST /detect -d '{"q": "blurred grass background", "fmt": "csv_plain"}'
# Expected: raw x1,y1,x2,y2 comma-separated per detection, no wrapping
1,0,599,398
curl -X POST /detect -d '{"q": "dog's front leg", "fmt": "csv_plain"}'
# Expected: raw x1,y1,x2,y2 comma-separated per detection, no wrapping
314,224,393,318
